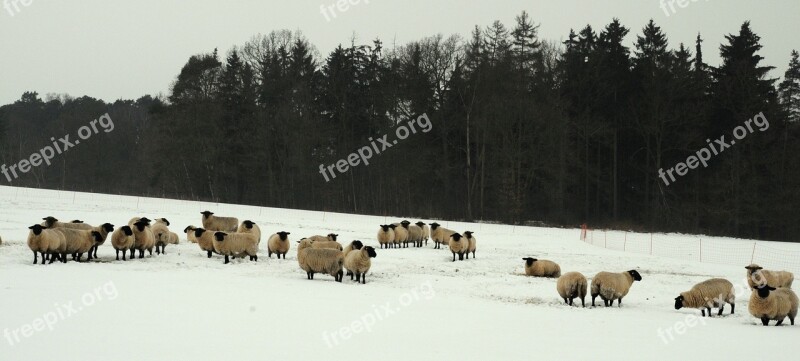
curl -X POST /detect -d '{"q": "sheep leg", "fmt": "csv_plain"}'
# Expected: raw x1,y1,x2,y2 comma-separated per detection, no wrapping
362,274,366,284
465,252,469,260
717,305,724,316
701,309,706,317
580,297,585,308
617,298,623,307
139,250,144,259
93,246,99,259
61,253,68,263
32,251,38,264
775,318,784,326
115,250,120,261
268,250,272,258
591,295,597,307
337,270,343,283
789,315,795,325
452,252,456,262
760,317,770,326
730,304,735,314
207,251,212,258
48,253,57,264
224,255,230,264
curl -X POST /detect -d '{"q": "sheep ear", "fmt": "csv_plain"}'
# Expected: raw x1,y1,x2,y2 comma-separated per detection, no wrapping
768,286,776,290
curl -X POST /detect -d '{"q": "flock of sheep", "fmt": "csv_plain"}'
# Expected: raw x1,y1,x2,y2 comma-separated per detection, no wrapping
22,211,799,325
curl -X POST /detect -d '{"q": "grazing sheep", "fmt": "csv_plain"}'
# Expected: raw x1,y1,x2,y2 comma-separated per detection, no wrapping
344,246,377,284
591,270,643,307
184,226,199,243
200,211,238,232
522,258,561,278
296,239,344,282
41,216,93,230
151,218,171,255
745,264,794,289
267,231,291,259
749,285,798,326
464,231,477,259
212,232,258,264
674,278,736,317
237,220,262,245
415,222,430,246
392,222,409,248
193,228,217,258
27,224,66,265
377,225,395,249
404,221,424,248
448,233,469,262
430,222,455,249
52,227,103,262
111,225,135,261
131,220,155,259
557,272,588,307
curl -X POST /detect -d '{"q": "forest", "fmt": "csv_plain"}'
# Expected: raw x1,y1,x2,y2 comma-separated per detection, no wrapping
1,13,799,242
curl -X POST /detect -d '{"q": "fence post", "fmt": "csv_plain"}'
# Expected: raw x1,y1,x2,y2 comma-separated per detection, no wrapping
699,238,702,262
751,242,757,263
604,231,607,247
623,231,627,251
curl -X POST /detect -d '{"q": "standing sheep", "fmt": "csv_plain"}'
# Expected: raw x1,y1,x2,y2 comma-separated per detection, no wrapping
131,220,155,259
52,227,103,262
342,240,364,277
415,222,430,246
237,220,261,245
430,223,455,249
200,211,239,232
522,258,561,278
557,272,588,307
27,224,66,265
591,270,643,307
151,218,172,255
448,233,469,261
344,246,377,284
194,228,217,258
674,278,736,317
377,225,395,249
749,285,798,326
88,223,115,260
111,225,135,261
392,223,409,248
184,226,199,243
296,239,344,282
464,231,477,259
267,231,291,259
403,221,424,248
212,232,259,264
745,264,794,289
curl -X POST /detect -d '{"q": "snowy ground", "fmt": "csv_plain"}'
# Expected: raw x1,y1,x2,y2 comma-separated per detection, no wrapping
0,185,797,361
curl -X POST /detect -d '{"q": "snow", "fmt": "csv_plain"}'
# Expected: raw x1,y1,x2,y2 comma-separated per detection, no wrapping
0,185,797,361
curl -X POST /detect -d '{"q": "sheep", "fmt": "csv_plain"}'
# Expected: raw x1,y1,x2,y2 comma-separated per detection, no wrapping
415,221,430,246
448,233,469,261
296,239,344,282
464,231,477,259
267,231,291,259
237,220,262,245
193,228,217,258
130,220,155,259
306,234,342,250
392,222,409,248
749,285,798,326
591,270,643,307
307,233,339,243
342,240,364,277
41,216,93,230
404,220,424,247
674,278,736,317
184,226,199,243
212,232,258,264
168,231,179,245
557,272,588,307
88,223,115,259
745,264,794,289
377,225,395,249
344,246,377,284
27,224,66,265
151,218,171,255
127,217,151,228
111,226,135,261
200,211,238,232
387,225,400,248
430,222,455,249
522,258,561,277
52,227,103,262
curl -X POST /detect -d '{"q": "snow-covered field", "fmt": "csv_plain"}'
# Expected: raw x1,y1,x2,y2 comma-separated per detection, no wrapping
0,185,797,361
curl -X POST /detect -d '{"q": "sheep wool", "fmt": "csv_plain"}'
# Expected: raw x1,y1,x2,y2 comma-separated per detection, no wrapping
41,216,93,230
464,231,477,259
557,272,588,307
344,246,377,284
522,258,561,278
212,232,259,264
267,231,291,259
200,211,239,232
342,240,364,277
27,224,67,265
52,227,103,262
674,278,735,317
749,286,798,326
745,264,794,289
448,233,469,261
591,270,643,307
377,225,395,249
111,226,135,261
237,220,262,245
405,222,424,248
151,218,171,255
296,239,344,282
89,223,115,260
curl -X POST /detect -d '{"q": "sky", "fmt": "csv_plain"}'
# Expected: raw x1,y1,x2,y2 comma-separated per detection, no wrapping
0,0,798,105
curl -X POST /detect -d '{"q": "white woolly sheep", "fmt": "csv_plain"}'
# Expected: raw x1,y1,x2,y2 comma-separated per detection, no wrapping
267,231,291,259
296,239,344,282
557,272,588,307
184,226,199,243
745,264,794,289
212,232,259,264
430,222,455,249
448,233,469,261
200,211,239,232
464,231,477,259
151,218,171,255
749,285,798,326
343,240,364,276
377,225,395,249
237,220,262,245
344,246,377,284
674,278,735,317
52,227,103,262
522,258,561,278
591,270,643,307
111,225,135,261
27,224,67,265
415,222,430,246
193,228,217,258
131,220,155,259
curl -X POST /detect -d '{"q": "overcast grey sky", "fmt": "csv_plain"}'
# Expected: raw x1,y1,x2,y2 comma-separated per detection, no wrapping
1,0,798,105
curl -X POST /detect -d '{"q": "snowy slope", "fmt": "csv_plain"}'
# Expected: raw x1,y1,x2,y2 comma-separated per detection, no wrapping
0,185,797,361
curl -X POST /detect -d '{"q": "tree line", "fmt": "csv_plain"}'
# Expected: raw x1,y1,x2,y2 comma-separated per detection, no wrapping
1,13,799,242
